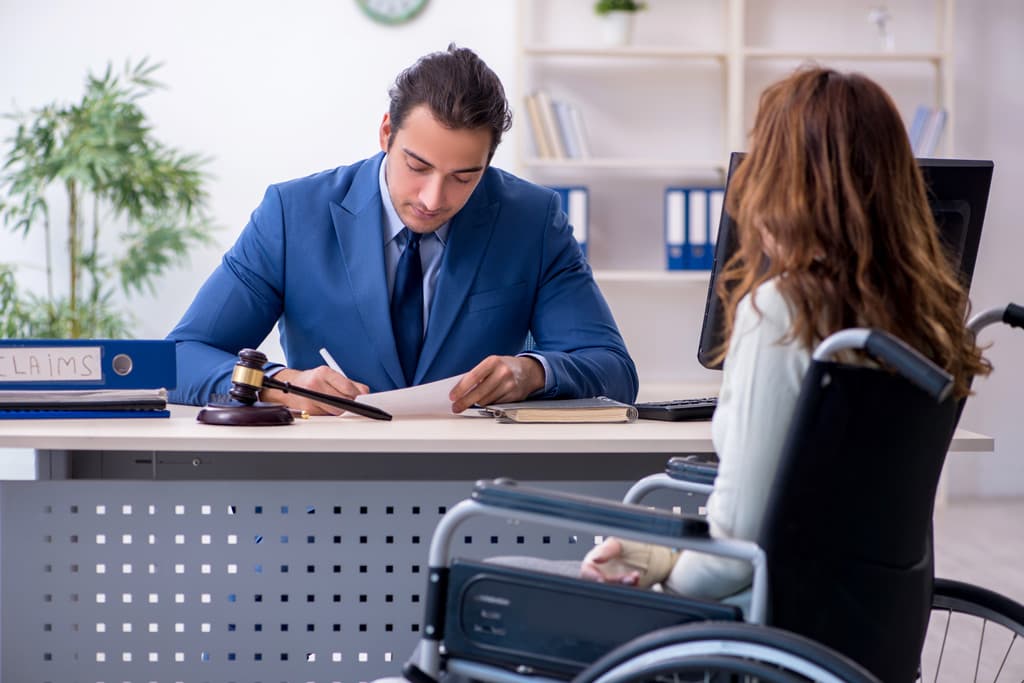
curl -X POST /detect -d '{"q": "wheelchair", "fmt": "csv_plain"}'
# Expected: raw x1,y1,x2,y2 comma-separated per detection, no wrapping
398,307,1024,683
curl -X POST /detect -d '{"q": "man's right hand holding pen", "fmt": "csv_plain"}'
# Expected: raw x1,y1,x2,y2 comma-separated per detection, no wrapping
259,349,369,416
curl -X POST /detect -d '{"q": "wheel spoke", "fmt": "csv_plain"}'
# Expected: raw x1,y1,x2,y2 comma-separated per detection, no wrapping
993,632,1016,682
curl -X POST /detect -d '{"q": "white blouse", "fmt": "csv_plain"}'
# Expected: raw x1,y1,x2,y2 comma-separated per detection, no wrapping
617,278,812,599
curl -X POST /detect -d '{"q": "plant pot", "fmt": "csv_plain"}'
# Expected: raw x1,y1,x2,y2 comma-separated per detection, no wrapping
599,10,635,47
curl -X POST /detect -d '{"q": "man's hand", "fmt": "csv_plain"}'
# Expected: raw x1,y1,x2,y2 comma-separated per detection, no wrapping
448,355,545,413
260,367,369,416
580,537,641,586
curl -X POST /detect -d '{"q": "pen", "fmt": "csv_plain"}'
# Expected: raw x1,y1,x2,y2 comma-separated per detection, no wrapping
319,347,348,378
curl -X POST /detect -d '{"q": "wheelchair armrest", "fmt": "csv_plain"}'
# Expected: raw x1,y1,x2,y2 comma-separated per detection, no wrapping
472,479,709,539
666,455,718,485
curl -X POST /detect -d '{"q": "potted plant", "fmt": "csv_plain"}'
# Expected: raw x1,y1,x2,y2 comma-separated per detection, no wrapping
0,58,214,339
594,0,647,46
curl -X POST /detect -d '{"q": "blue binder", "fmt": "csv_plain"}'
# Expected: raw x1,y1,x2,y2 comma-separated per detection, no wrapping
665,187,724,270
0,339,175,390
664,188,686,270
0,408,170,419
549,186,589,257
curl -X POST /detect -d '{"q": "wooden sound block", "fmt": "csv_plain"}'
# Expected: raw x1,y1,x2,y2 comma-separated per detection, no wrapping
197,402,295,426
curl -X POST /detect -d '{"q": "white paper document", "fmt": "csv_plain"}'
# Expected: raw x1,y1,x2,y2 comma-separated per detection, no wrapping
354,374,464,417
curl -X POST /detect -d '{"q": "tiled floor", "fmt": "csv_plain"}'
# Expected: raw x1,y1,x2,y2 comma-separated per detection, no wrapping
934,499,1024,601
924,498,1024,682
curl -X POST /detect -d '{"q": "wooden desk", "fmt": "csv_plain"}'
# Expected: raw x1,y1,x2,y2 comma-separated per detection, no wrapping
0,405,994,682
0,404,994,456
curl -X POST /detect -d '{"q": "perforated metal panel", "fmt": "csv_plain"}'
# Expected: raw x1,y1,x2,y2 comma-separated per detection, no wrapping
1,478,643,683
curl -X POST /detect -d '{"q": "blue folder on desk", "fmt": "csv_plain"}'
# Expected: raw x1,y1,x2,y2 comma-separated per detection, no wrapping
0,408,170,419
0,339,175,390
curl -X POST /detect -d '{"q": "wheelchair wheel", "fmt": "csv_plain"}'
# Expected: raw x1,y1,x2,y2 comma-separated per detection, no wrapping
573,621,880,683
921,578,1024,682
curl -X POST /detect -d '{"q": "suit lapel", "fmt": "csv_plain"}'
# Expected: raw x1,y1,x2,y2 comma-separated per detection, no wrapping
331,154,407,388
415,193,500,383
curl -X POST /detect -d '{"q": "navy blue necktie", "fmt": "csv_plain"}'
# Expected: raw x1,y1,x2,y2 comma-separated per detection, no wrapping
391,228,424,385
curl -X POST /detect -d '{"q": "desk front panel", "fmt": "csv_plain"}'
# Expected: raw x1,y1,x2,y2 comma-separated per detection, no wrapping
1,460,704,683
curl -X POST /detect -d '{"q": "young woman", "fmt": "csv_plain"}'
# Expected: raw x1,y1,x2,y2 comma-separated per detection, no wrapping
580,66,990,600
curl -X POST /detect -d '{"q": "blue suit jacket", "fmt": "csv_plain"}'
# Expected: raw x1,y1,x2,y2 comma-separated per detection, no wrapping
167,153,638,405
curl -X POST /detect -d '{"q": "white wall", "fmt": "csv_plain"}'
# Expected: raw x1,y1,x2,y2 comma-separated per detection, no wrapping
1,0,1022,497
943,0,1024,499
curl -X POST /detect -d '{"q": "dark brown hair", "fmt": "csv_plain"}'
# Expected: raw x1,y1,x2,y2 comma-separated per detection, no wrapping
715,65,988,396
387,44,512,161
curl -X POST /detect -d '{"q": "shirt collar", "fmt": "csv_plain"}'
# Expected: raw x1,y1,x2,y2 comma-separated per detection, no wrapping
378,153,450,247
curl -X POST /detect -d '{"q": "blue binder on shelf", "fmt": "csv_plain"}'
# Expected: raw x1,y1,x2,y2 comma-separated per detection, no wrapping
0,339,176,390
549,186,589,257
665,188,687,270
664,187,724,270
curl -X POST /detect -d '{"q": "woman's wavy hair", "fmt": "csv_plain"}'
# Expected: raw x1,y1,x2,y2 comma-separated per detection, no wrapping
714,66,989,396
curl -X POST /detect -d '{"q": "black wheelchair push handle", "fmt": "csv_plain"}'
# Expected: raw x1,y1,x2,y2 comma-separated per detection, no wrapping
863,330,954,402
1004,303,1024,329
814,329,953,402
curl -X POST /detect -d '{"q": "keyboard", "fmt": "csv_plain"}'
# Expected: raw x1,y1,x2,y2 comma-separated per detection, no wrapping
634,397,718,422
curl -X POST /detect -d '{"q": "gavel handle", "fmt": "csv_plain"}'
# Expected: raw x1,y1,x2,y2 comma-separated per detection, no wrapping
263,376,392,421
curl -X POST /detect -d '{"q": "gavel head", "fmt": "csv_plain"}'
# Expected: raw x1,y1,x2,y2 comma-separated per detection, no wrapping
228,348,269,405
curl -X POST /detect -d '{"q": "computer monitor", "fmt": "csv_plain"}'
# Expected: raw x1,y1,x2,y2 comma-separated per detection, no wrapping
696,153,994,369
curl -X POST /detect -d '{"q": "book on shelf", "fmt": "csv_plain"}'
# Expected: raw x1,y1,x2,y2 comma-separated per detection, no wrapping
484,396,638,424
664,187,724,271
567,102,591,159
534,90,566,159
918,107,947,156
548,186,589,256
523,91,591,161
524,92,554,158
552,100,579,158
908,105,947,156
907,105,931,153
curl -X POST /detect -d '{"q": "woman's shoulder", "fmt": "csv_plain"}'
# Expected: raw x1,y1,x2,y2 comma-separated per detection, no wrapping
735,278,794,332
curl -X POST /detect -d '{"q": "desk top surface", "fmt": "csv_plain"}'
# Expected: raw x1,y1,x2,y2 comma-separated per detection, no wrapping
0,399,995,455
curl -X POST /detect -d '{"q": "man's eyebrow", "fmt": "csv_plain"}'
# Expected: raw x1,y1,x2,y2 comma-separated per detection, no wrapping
403,147,484,175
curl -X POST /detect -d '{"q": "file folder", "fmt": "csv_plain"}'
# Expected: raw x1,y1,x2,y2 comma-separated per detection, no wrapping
0,339,176,390
686,188,710,269
665,188,686,270
666,187,724,271
708,188,725,247
550,186,589,257
0,408,170,420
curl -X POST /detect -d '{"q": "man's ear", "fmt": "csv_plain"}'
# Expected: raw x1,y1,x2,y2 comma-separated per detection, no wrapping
379,113,392,152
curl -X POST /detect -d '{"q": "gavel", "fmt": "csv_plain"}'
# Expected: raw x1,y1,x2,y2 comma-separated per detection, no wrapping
229,348,392,421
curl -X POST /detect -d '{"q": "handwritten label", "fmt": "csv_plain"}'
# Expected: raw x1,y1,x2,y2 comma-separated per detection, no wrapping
0,346,103,382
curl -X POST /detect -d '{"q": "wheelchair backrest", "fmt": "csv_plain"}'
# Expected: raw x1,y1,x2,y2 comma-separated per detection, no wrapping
759,360,959,682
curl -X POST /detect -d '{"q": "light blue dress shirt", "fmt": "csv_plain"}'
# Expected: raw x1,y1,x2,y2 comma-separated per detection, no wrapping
377,156,552,392
378,158,448,333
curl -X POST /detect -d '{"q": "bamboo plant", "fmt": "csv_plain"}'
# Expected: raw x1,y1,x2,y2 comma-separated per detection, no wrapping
0,58,214,338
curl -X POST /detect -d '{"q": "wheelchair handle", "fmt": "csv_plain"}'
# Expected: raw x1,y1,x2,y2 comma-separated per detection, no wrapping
813,328,954,402
1007,303,1024,329
968,303,1024,335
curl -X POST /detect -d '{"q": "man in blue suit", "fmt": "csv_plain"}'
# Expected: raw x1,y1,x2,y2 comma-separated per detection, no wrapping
168,45,637,414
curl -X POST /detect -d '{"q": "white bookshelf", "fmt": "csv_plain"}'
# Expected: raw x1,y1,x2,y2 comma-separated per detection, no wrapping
516,0,955,382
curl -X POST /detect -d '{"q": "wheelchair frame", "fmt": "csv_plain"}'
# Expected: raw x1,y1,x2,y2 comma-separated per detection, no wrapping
405,324,977,683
